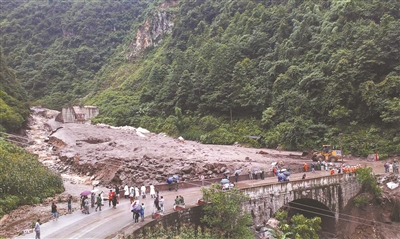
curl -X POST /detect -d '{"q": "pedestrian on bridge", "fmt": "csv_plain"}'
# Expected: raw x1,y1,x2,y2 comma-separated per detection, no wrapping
141,185,147,199
159,196,164,214
95,194,102,212
108,190,114,207
150,183,156,198
124,184,129,199
140,203,145,221
303,163,308,172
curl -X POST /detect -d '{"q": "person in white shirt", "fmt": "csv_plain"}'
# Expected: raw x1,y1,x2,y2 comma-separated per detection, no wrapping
149,184,156,198
124,184,129,199
135,186,139,200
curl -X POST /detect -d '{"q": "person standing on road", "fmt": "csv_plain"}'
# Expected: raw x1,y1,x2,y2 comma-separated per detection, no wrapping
135,186,140,200
91,192,95,208
149,184,156,198
108,190,113,207
159,196,164,214
84,196,90,214
115,185,120,203
112,193,117,209
124,184,129,199
95,194,102,212
34,219,40,239
129,186,135,204
67,195,72,214
141,185,146,199
311,162,315,173
140,203,145,221
154,196,160,213
51,202,58,221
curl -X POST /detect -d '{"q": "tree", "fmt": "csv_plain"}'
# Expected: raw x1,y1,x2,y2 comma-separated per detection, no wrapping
355,167,382,198
201,184,253,239
275,210,322,239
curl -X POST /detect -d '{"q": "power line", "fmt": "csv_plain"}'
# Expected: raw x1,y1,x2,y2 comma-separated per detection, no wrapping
282,203,400,235
288,201,400,231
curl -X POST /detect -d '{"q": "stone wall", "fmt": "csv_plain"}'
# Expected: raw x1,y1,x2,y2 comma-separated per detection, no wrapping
128,205,205,238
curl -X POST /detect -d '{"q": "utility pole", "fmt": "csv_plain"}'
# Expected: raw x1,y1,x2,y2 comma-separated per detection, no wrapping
339,133,343,163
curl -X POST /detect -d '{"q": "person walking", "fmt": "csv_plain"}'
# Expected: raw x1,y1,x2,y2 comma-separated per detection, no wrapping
159,196,164,214
140,203,145,222
67,195,72,214
51,202,58,221
149,184,156,198
34,219,40,239
141,185,146,199
129,186,135,204
95,194,102,212
311,162,315,173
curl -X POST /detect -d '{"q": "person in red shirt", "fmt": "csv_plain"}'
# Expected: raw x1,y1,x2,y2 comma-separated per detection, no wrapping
108,190,114,207
330,169,334,175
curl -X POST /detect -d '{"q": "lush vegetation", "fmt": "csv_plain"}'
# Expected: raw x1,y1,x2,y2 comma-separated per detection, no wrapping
0,139,64,217
0,48,30,133
355,167,382,199
272,210,322,239
201,184,253,239
1,0,400,156
132,226,225,239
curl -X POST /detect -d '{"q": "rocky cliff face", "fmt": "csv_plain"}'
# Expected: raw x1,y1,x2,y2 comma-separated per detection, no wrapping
126,1,177,60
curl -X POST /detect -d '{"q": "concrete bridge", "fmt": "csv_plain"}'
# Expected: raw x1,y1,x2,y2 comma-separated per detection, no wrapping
242,174,361,233
130,173,361,238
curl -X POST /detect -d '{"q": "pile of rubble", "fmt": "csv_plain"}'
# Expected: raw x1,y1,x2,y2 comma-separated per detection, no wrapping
379,173,400,190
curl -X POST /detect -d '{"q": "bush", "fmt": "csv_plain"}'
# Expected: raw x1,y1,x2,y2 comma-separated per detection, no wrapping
355,167,382,198
354,195,368,209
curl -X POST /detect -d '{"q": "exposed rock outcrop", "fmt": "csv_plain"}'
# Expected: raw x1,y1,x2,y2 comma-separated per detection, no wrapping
126,0,177,60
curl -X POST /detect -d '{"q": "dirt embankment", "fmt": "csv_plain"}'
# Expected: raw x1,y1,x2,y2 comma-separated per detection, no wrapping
336,174,400,239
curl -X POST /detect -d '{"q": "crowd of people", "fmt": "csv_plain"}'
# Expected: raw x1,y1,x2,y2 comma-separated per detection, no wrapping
301,161,363,176
384,160,399,174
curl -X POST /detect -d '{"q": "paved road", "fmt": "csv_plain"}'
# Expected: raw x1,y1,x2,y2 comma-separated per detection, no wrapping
17,169,342,239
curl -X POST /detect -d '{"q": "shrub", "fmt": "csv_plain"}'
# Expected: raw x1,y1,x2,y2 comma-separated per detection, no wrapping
354,195,368,209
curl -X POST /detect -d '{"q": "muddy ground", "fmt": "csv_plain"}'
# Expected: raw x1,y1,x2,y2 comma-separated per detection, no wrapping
1,107,399,238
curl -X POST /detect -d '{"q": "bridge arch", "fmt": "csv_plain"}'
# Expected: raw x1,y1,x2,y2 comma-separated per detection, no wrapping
285,198,336,233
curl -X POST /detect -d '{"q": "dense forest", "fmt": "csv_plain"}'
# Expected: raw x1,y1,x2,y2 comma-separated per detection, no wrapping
1,0,399,157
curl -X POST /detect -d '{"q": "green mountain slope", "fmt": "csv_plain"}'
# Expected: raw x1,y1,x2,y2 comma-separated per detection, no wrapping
1,0,399,156
0,48,30,132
